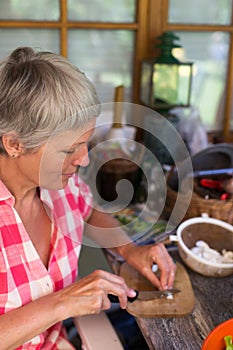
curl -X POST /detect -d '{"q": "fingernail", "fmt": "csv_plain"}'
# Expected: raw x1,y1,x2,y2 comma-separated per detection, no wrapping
129,289,137,297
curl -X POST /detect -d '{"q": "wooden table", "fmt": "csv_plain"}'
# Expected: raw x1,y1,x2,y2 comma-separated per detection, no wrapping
104,248,233,350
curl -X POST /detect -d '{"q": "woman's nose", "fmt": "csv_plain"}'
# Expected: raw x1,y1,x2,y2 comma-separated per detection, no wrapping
79,153,90,167
72,148,90,167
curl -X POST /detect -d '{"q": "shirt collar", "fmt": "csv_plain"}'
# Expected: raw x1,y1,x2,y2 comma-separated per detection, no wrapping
0,180,14,203
0,180,50,208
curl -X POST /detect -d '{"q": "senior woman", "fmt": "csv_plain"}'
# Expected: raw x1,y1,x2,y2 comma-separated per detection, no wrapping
0,47,176,349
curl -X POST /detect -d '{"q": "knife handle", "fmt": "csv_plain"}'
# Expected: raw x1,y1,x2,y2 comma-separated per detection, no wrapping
108,290,139,303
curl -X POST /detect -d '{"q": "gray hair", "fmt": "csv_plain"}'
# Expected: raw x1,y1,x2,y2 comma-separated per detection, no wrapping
0,47,100,154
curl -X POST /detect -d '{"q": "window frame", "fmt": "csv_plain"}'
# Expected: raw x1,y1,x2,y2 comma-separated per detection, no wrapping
0,0,150,97
159,0,233,141
0,0,233,140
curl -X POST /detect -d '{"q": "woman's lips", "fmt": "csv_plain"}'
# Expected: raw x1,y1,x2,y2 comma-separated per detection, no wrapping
62,173,74,178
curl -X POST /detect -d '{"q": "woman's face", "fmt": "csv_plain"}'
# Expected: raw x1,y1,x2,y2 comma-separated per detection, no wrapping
35,120,95,189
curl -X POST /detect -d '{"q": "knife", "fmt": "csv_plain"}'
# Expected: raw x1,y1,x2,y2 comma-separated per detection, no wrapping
108,288,180,303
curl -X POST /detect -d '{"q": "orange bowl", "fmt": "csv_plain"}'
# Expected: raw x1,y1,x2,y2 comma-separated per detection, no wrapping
202,318,233,350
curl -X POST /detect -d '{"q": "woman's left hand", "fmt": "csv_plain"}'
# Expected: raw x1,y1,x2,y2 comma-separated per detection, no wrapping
117,243,176,291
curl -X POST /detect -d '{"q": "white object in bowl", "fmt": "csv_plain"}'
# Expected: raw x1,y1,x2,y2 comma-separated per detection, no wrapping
176,215,233,277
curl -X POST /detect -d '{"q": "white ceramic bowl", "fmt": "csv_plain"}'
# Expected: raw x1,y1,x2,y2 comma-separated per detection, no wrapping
176,214,233,277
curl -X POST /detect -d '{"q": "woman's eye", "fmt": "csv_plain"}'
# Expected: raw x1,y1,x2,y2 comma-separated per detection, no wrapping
64,149,75,154
62,143,84,155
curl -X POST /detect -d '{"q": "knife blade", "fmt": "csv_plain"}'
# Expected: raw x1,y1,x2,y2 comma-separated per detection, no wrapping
136,288,180,301
108,288,180,303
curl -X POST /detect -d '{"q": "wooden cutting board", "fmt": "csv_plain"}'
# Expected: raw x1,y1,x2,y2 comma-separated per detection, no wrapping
119,262,195,318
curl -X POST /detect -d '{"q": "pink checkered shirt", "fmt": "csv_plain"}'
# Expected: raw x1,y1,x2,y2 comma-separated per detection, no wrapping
0,175,93,349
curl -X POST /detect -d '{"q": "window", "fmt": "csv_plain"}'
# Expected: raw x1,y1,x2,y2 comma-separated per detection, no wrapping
166,0,233,139
0,0,233,139
0,0,144,104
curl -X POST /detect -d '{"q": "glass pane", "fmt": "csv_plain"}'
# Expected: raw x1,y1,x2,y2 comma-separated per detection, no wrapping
0,0,60,21
0,29,59,60
173,32,229,131
169,0,232,25
68,0,136,22
68,30,135,103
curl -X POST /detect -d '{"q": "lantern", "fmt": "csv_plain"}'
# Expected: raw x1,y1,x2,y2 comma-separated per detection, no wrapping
140,32,193,113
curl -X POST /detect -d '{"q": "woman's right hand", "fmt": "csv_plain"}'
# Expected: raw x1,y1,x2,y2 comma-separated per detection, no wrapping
0,270,135,350
56,270,136,318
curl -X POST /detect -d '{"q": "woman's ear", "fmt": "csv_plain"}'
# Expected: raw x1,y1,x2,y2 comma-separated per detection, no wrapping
1,133,23,158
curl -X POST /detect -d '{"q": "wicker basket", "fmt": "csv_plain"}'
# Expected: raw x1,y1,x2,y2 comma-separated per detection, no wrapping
164,184,233,225
164,144,233,225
